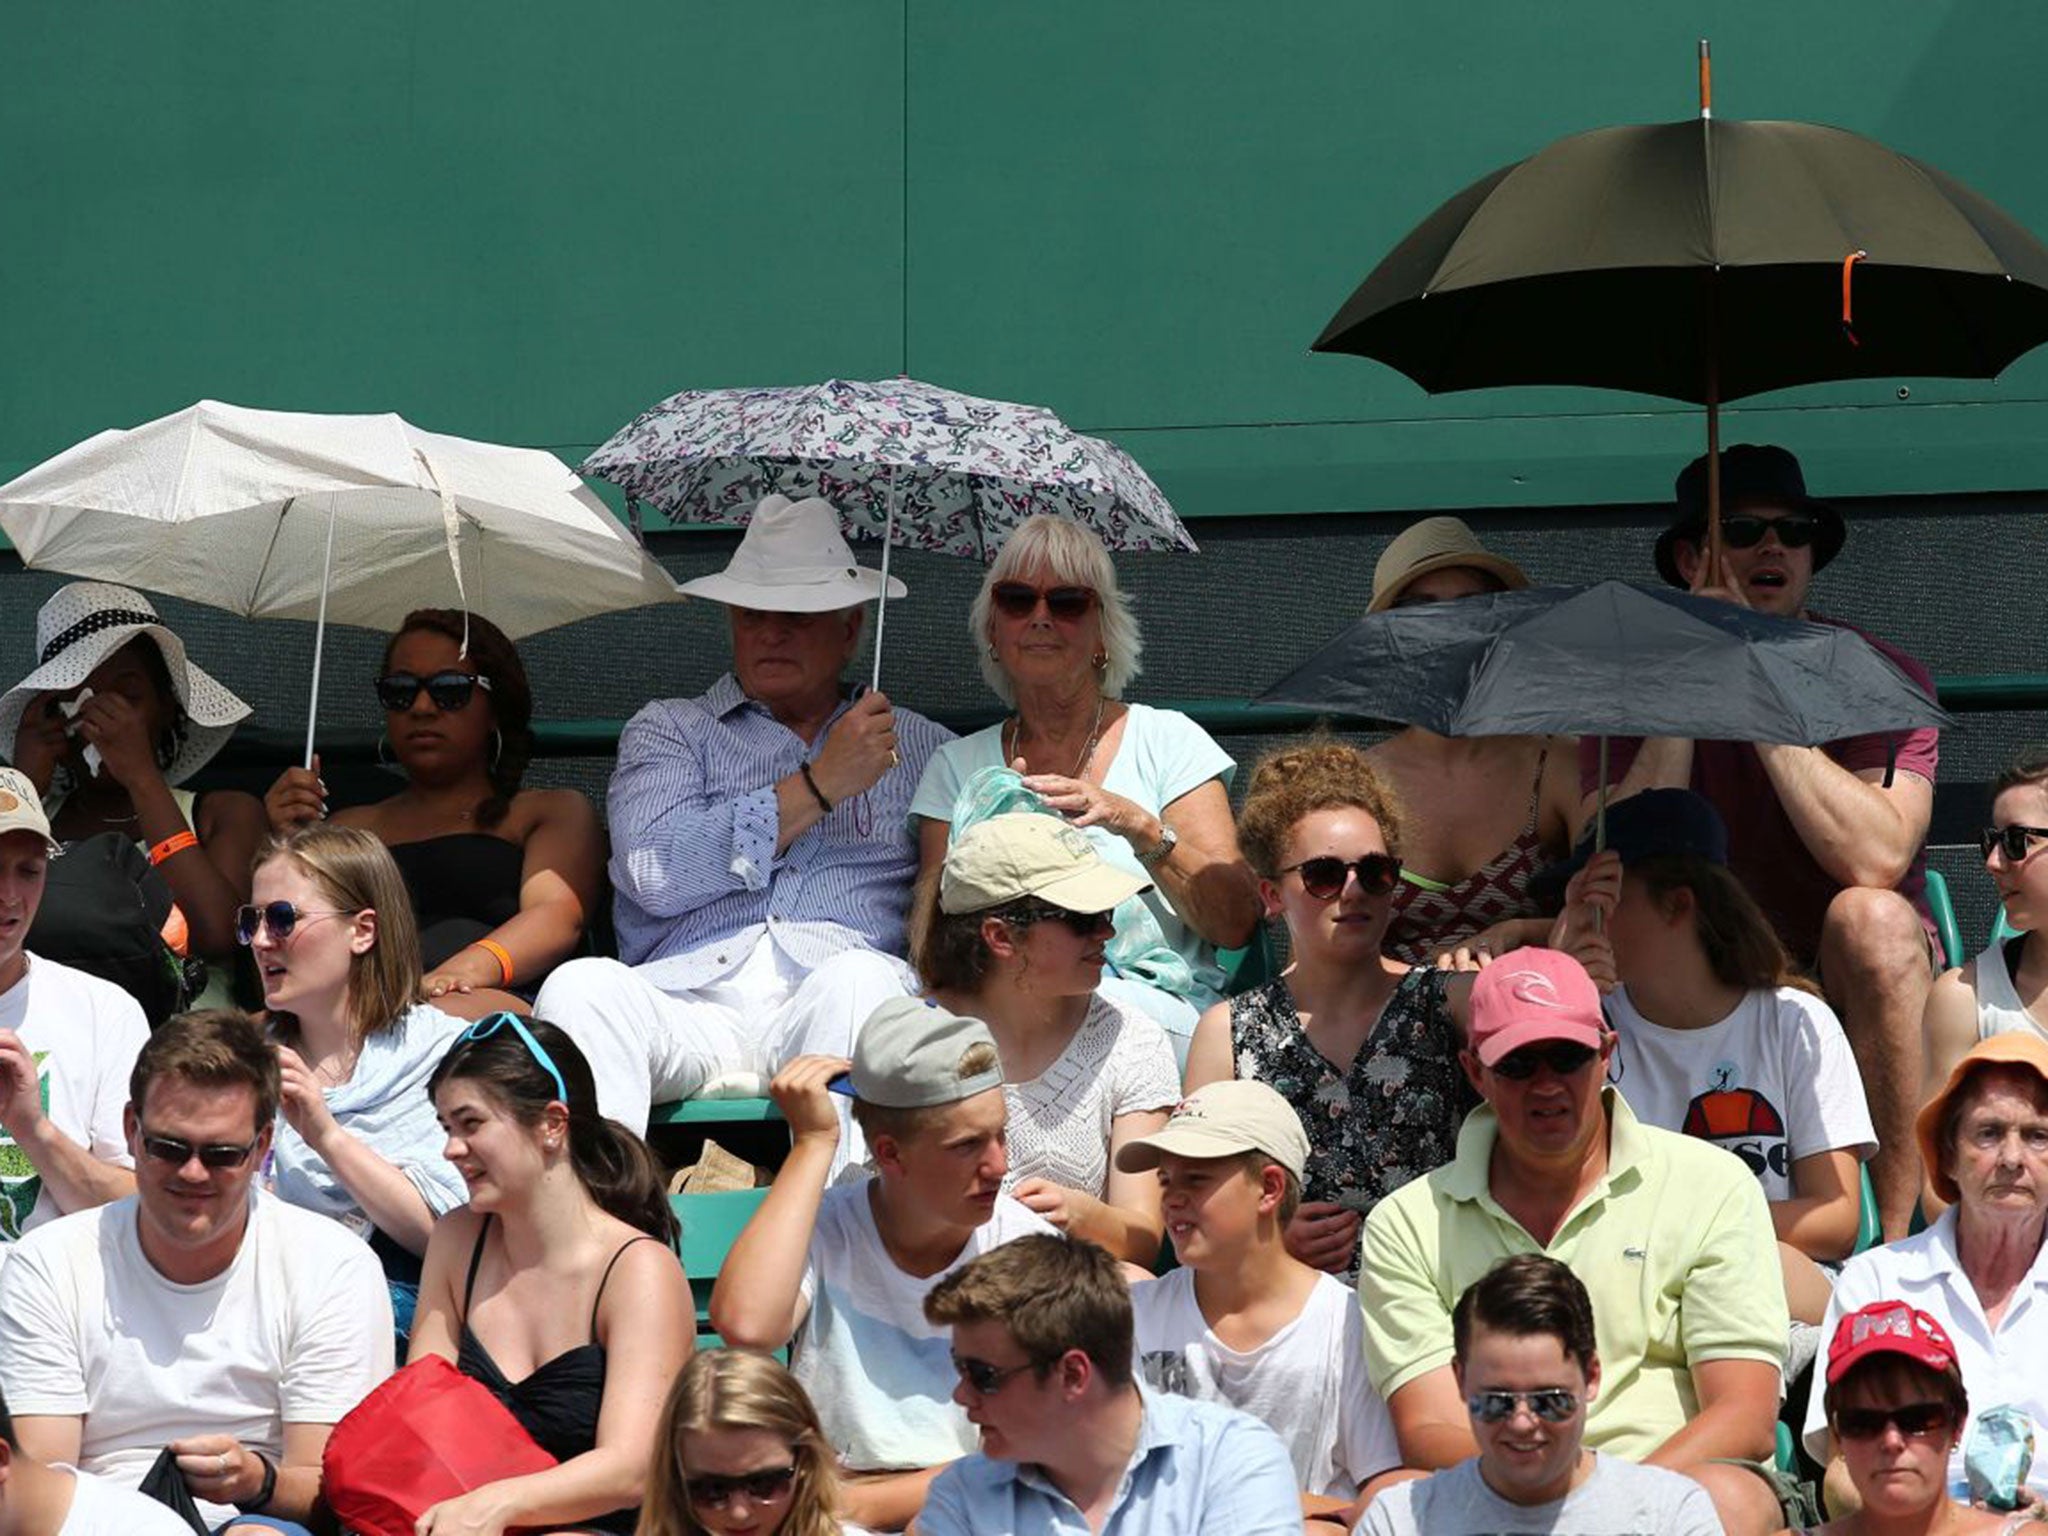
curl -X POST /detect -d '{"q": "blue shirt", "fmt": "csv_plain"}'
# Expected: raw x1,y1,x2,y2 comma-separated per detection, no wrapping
606,673,953,987
916,1388,1303,1536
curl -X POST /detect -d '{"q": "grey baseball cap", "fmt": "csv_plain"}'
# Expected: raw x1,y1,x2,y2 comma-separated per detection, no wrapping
842,996,1005,1109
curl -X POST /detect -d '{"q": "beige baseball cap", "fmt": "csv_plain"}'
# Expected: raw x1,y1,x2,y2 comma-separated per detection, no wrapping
1368,515,1529,613
940,812,1152,915
0,768,58,856
1114,1079,1310,1182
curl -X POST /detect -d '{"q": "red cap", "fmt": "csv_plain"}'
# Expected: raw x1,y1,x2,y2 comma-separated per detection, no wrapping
1825,1301,1959,1385
1468,948,1606,1067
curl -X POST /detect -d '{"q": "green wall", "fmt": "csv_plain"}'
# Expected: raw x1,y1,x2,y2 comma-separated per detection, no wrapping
7,1,2048,522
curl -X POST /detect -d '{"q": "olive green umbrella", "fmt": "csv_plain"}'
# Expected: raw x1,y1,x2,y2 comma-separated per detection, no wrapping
1314,54,2048,555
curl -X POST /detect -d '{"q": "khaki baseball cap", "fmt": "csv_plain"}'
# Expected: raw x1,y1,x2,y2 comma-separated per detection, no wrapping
0,768,57,856
1368,515,1529,613
1114,1079,1310,1182
940,812,1152,915
844,996,1005,1109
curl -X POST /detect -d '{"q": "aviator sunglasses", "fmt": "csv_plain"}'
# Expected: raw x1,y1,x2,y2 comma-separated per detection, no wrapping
990,582,1096,621
375,670,493,713
1490,1042,1600,1081
140,1129,262,1170
1833,1401,1951,1442
235,900,358,946
1280,853,1403,900
952,1354,1035,1395
1981,824,2048,862
1467,1389,1580,1424
683,1465,797,1509
1718,512,1819,550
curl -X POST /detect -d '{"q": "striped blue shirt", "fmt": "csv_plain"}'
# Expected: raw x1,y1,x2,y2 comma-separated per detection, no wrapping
607,673,953,990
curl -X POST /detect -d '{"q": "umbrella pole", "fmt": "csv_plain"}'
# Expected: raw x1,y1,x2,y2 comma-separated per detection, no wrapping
303,502,337,770
1592,734,1609,936
1706,352,1724,584
870,466,897,693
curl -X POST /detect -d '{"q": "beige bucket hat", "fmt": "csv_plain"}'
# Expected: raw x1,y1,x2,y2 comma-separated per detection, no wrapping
1368,515,1530,613
677,494,908,612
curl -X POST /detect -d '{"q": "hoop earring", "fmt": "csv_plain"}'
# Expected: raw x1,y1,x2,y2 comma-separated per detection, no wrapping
376,733,395,771
489,729,504,774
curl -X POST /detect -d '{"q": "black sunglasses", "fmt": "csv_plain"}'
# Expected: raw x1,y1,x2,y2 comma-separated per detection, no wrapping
1280,853,1403,900
1002,902,1114,937
1719,512,1819,550
1467,1388,1579,1424
375,670,493,713
684,1465,797,1508
1834,1401,1951,1442
234,901,357,946
990,582,1095,621
140,1130,261,1170
952,1353,1035,1395
1490,1041,1600,1081
1981,824,2048,863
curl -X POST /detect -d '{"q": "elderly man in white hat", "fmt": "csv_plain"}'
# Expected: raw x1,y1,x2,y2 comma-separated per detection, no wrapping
536,495,953,1133
0,766,151,1257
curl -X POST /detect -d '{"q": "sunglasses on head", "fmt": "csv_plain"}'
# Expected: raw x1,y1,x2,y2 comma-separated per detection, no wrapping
952,1354,1035,1395
140,1130,261,1171
1002,902,1114,936
1467,1388,1579,1424
234,901,357,946
1490,1041,1600,1081
374,670,493,713
1833,1401,1951,1442
458,1011,570,1106
1281,853,1403,900
990,582,1095,621
1981,824,2048,863
683,1465,797,1509
1718,512,1819,550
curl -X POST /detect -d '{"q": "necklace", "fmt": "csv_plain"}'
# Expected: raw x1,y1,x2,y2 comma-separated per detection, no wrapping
1006,694,1108,780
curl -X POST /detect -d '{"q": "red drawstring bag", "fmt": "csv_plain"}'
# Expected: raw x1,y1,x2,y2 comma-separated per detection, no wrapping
322,1356,557,1536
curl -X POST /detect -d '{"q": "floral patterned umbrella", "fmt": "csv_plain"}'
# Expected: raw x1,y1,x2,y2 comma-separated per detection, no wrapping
579,376,1196,687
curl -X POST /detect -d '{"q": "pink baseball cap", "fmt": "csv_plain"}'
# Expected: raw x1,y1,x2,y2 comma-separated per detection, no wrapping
1468,948,1606,1067
1826,1301,1959,1385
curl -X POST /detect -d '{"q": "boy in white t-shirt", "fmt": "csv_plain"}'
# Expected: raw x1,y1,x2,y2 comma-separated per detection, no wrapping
710,996,1053,1534
0,771,148,1250
0,1389,189,1536
1117,1080,1397,1532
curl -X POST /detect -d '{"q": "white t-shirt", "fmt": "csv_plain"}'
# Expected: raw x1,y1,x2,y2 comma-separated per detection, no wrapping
1605,983,1874,1200
792,1178,1054,1471
0,1191,396,1527
1003,996,1179,1199
1132,1267,1396,1497
0,955,148,1247
56,1466,197,1536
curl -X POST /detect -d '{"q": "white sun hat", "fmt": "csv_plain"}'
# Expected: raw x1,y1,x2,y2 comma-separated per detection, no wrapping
677,494,908,612
0,582,251,788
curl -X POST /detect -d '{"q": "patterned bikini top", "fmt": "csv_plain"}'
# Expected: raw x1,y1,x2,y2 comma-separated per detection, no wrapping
1382,747,1549,966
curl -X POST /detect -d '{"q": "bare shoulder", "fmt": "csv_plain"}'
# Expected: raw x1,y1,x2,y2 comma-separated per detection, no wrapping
508,785,598,835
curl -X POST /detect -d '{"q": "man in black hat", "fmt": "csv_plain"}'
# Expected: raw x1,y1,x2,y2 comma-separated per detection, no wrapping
1580,443,1940,1242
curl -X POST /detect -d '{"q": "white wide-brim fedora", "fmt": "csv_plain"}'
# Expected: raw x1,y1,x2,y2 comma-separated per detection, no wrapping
0,582,252,789
677,494,908,613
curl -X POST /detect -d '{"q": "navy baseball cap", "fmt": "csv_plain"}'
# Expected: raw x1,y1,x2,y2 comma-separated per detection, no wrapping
1530,788,1729,906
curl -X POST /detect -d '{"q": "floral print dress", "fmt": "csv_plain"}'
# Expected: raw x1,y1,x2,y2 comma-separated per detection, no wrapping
1228,968,1474,1278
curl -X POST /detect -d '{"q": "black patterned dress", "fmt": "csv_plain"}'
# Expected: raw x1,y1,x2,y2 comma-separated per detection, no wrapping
1228,968,1475,1277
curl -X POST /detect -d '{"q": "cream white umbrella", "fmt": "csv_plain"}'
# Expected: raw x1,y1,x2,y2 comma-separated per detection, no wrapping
0,399,682,765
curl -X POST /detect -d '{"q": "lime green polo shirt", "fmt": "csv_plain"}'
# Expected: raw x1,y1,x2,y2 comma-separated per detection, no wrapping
1358,1087,1786,1462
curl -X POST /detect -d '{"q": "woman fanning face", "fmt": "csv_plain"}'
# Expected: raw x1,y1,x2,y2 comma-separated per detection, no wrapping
1265,806,1399,962
1987,782,2048,935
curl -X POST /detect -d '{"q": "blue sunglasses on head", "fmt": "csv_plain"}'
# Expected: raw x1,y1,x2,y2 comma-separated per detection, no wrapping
459,1011,569,1105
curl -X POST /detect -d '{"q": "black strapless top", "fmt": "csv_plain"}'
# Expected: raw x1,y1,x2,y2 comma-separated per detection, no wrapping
388,834,524,971
457,1218,654,1535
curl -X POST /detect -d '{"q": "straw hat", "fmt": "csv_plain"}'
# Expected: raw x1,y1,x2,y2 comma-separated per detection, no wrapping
1915,1032,2048,1206
1368,516,1529,613
0,582,250,789
678,494,907,612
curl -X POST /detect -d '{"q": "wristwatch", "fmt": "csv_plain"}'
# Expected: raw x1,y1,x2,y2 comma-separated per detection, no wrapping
1138,823,1178,867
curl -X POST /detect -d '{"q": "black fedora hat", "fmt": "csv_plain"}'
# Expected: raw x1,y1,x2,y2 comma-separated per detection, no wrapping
1653,443,1846,588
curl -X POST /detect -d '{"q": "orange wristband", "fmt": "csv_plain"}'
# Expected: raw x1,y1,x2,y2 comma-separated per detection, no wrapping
472,939,515,987
148,830,199,867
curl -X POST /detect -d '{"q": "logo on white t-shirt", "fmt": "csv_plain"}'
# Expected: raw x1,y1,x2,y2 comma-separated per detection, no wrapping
1681,1063,1788,1180
0,1052,51,1239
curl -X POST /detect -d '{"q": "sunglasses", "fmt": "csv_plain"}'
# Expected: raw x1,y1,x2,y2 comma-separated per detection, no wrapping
1981,824,2048,863
952,1354,1035,1395
459,1011,570,1106
234,901,357,946
1467,1388,1580,1424
1280,853,1403,900
375,670,493,713
140,1130,261,1171
1834,1401,1952,1442
1490,1041,1600,1081
990,582,1096,621
1718,512,1819,549
1002,902,1115,937
683,1466,797,1508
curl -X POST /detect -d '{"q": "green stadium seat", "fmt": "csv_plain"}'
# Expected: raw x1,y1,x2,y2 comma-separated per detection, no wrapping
651,1096,784,1126
672,1186,770,1333
1854,1164,1879,1255
1924,869,1965,970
